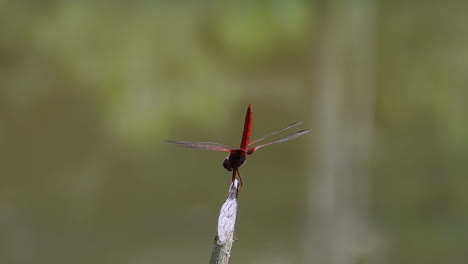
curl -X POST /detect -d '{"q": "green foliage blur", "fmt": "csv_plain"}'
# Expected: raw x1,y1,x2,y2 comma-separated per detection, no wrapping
1,1,467,264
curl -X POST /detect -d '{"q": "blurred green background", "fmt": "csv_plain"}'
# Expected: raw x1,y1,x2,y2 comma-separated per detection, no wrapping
1,1,468,264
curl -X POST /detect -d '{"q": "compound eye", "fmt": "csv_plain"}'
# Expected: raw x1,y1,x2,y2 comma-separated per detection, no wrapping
223,158,232,171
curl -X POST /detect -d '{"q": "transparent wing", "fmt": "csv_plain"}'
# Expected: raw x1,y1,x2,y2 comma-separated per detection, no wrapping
248,129,310,153
164,140,233,152
249,122,302,146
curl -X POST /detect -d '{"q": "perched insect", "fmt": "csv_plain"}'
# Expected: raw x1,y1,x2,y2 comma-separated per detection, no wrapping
165,104,310,186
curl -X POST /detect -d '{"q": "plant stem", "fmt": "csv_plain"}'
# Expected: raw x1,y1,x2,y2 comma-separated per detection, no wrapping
209,180,239,264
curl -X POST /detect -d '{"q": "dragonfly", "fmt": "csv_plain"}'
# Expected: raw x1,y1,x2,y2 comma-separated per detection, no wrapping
165,104,310,187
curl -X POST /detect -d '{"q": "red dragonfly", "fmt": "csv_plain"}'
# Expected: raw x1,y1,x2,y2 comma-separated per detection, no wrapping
165,104,310,187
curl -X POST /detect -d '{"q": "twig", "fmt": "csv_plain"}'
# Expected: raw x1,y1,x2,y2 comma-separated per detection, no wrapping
209,180,240,264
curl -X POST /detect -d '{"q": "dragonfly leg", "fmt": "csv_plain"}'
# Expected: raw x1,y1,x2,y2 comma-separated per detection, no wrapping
231,169,236,183
237,170,243,188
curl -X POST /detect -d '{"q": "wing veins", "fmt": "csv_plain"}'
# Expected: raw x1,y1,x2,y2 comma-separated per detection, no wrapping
249,129,310,152
164,140,232,152
249,122,302,146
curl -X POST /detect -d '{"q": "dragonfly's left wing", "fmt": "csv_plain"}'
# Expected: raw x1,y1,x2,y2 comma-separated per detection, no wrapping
247,129,310,154
164,140,233,152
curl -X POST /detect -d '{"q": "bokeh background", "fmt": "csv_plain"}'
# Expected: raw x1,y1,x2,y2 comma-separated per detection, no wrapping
1,1,468,264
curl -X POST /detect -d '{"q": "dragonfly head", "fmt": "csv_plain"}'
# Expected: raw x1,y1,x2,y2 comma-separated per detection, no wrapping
223,158,233,171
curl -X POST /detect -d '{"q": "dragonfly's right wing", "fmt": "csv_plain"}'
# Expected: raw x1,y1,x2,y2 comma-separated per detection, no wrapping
247,129,310,154
164,140,233,152
249,122,302,146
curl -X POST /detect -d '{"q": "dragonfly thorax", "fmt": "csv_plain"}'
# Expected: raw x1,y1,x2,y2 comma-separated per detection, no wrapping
223,149,247,171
